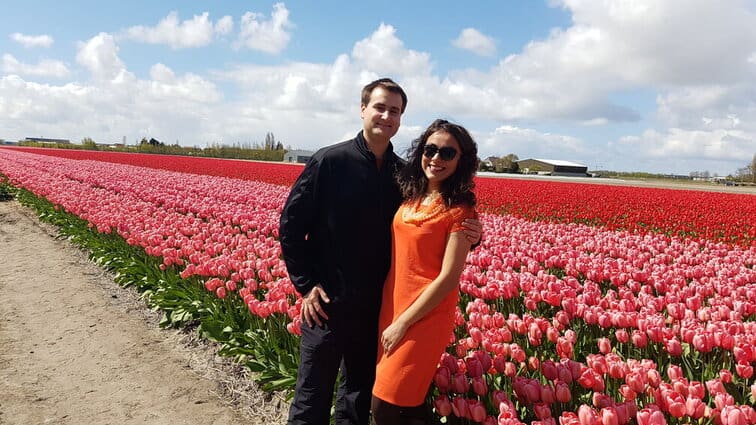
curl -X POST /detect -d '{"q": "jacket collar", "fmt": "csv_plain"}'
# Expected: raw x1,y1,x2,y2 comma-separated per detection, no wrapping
355,131,395,161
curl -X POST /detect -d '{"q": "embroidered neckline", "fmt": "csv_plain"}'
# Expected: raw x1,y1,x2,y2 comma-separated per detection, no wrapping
401,192,447,224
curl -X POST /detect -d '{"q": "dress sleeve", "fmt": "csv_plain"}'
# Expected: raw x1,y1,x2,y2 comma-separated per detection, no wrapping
448,206,476,234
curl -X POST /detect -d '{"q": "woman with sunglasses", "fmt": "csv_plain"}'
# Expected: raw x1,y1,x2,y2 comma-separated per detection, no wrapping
371,119,479,424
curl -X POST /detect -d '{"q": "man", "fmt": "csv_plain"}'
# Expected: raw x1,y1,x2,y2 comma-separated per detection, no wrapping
279,78,480,425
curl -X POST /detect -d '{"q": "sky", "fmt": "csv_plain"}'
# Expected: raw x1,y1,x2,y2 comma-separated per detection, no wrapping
1,1,755,176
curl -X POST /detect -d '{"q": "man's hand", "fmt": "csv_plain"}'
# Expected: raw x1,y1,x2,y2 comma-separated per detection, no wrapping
301,284,330,328
462,218,483,246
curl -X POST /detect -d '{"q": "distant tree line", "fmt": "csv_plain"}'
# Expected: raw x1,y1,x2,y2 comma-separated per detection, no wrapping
18,132,287,162
479,154,520,173
733,153,756,183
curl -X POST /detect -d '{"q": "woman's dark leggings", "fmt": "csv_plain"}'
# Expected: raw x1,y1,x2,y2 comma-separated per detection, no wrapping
371,396,431,425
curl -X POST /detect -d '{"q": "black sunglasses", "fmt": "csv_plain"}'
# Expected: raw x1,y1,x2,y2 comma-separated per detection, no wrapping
422,143,459,161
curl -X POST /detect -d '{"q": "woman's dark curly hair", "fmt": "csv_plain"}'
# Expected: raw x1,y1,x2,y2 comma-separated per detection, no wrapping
398,119,478,208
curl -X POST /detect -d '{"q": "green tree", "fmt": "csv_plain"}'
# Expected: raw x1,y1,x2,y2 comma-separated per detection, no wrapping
489,153,519,173
81,137,97,149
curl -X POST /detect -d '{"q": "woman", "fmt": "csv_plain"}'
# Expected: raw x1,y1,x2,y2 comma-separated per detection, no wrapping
371,119,479,424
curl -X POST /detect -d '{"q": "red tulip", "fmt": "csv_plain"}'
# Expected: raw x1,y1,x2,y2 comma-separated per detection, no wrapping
534,403,552,420
555,380,572,403
434,395,452,417
472,376,488,396
468,399,487,423
451,396,470,419
451,372,469,394
433,366,451,392
542,360,558,381
466,357,484,378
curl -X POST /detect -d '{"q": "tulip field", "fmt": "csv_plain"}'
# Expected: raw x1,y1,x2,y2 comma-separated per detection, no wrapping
0,147,754,425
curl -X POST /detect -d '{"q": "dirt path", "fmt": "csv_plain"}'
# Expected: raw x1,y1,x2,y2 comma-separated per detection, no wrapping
0,199,288,425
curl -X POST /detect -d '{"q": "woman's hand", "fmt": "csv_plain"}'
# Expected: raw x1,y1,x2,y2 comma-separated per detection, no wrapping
381,320,409,354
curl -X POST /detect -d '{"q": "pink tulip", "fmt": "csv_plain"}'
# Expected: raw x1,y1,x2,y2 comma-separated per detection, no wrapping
615,329,629,344
646,369,662,388
719,369,733,384
720,405,747,425
577,405,598,425
735,361,753,380
686,397,705,419
636,407,667,425
631,330,648,348
664,337,682,356
578,369,605,392
504,361,517,378
688,381,705,399
215,286,227,298
599,407,619,425
559,412,580,425
597,337,611,354
619,384,637,401
592,392,612,409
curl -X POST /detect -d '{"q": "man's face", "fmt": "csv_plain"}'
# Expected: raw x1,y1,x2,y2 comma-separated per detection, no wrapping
360,86,403,143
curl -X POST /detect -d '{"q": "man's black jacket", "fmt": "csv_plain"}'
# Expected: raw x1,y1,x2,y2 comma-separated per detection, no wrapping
279,131,405,310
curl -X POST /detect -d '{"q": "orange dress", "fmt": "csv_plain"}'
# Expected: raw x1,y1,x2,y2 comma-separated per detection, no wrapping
372,197,474,406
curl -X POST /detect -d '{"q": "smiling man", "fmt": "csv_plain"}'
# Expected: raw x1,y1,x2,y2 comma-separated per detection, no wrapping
279,78,409,425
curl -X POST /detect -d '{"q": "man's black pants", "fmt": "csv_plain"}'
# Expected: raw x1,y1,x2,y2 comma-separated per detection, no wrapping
287,308,379,425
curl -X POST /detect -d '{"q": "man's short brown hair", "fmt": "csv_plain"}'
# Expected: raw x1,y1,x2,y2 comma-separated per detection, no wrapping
361,78,407,113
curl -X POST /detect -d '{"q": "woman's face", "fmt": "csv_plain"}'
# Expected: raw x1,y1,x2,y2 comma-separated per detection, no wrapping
421,130,461,191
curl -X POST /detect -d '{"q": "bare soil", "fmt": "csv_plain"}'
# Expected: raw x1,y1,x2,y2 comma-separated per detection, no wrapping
0,199,289,425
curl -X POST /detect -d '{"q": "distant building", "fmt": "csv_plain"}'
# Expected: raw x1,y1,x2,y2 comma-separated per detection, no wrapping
517,158,588,177
22,137,71,145
283,149,314,164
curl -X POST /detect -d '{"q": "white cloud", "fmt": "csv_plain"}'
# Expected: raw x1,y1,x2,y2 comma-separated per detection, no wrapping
352,23,433,77
215,16,234,36
149,63,175,82
452,28,496,57
10,33,54,48
76,33,127,80
125,11,231,49
609,127,753,174
3,2,755,176
481,124,589,160
235,3,292,54
2,54,70,78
